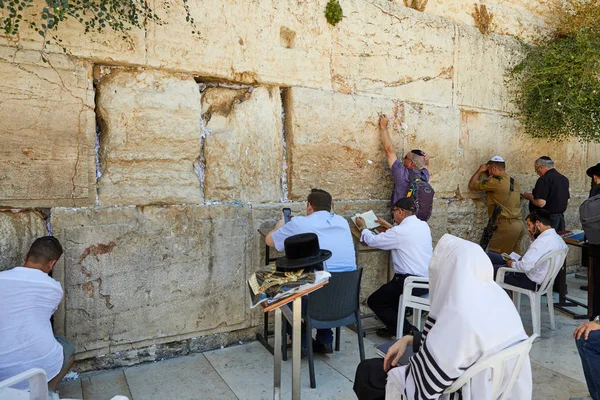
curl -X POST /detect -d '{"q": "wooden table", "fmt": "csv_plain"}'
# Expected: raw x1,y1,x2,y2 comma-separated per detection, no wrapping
264,282,328,400
555,239,592,319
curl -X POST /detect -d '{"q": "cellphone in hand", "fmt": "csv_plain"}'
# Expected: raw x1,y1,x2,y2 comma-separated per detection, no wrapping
283,208,292,223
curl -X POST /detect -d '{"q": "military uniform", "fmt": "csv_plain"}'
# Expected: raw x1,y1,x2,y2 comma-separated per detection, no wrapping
471,173,525,254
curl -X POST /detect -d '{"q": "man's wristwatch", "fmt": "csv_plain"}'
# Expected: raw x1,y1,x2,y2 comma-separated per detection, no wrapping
594,315,600,324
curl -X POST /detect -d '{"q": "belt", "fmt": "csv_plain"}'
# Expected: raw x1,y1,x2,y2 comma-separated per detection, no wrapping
497,216,520,222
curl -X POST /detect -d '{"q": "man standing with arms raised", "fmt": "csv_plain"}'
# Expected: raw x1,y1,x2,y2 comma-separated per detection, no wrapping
469,156,526,255
522,156,570,232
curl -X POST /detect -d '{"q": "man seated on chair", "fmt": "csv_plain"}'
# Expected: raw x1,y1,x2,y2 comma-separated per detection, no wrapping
0,236,75,399
355,197,432,337
487,209,568,290
265,188,356,353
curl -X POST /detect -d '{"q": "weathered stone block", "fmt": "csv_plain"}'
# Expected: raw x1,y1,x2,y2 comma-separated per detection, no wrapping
456,26,524,113
96,69,203,206
50,205,250,358
203,86,284,202
0,209,47,271
0,47,96,207
146,0,332,89
332,0,454,105
286,88,460,201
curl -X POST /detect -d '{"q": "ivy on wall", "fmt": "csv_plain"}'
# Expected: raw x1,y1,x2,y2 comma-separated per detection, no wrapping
509,1,600,142
0,0,199,51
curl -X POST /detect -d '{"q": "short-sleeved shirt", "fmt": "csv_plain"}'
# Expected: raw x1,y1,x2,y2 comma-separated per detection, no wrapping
529,169,570,214
390,159,430,205
470,173,522,219
270,210,356,272
0,267,64,390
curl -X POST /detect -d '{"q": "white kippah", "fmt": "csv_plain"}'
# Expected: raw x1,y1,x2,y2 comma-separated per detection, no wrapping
489,156,504,162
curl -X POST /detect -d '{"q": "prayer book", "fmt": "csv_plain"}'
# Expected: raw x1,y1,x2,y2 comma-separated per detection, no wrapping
376,340,415,366
501,252,521,262
351,210,380,230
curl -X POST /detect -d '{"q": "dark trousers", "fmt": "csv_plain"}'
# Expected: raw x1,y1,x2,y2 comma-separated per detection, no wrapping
576,330,600,400
549,213,565,232
487,252,538,291
367,273,428,334
354,358,387,400
590,245,600,319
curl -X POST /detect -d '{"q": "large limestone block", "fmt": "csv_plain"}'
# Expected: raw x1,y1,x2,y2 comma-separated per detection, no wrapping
0,210,47,271
96,69,203,206
50,205,251,358
146,0,332,89
286,88,460,201
0,46,96,207
203,86,284,202
0,2,146,65
332,0,454,105
456,26,524,113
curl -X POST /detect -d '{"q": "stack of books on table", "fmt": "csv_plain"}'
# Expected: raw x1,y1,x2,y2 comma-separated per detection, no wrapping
559,229,585,245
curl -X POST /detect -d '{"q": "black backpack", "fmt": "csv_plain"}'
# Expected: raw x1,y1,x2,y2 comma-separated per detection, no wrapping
407,170,435,221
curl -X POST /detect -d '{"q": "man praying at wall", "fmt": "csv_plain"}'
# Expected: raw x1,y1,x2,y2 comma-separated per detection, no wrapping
0,236,75,400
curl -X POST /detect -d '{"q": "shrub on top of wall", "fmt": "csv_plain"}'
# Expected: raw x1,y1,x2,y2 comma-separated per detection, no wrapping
509,0,600,142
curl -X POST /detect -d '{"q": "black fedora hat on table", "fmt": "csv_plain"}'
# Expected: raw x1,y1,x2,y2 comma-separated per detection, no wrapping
276,233,332,271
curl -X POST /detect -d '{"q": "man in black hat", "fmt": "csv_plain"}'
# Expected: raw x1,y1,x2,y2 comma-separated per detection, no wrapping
582,163,600,318
589,163,600,198
355,197,432,337
522,156,570,232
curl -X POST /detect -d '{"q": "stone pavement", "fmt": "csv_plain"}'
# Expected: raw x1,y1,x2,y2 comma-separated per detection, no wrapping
57,274,592,400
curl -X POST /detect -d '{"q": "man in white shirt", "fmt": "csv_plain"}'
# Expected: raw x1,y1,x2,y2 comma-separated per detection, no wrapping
488,209,568,290
266,189,356,352
355,198,432,337
0,236,75,398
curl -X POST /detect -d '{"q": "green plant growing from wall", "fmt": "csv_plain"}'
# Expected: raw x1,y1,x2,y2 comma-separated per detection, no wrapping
509,1,600,142
325,0,343,26
0,0,199,55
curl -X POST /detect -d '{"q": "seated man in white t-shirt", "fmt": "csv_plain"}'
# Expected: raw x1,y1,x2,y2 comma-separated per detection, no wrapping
355,197,432,338
266,189,356,353
0,236,75,399
487,209,568,290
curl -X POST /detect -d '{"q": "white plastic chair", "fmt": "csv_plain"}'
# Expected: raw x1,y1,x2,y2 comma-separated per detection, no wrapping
443,334,538,399
0,368,48,400
396,276,430,338
496,248,569,336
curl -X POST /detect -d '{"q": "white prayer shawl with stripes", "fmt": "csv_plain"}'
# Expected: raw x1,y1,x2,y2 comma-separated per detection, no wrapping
386,234,532,400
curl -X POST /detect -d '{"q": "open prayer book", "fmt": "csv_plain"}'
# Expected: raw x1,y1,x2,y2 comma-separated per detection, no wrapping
501,252,521,262
351,210,380,230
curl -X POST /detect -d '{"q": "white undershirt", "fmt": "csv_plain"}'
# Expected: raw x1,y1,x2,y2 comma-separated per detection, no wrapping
0,267,64,390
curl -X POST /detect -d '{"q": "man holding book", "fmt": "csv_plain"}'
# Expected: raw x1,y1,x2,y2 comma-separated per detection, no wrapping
487,209,567,290
355,197,432,337
265,188,356,353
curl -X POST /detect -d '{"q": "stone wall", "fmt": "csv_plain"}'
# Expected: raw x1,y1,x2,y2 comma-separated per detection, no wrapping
0,0,598,370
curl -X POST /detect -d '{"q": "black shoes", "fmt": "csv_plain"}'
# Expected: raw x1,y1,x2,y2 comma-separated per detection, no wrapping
376,327,396,338
312,341,334,354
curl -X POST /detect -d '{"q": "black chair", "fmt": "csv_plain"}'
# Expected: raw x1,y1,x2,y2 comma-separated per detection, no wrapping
284,268,366,388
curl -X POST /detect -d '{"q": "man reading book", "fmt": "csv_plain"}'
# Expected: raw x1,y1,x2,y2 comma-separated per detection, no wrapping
487,209,567,290
355,197,432,337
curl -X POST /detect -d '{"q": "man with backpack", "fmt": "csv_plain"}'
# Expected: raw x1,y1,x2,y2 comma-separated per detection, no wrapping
469,156,526,255
581,163,600,318
378,114,434,221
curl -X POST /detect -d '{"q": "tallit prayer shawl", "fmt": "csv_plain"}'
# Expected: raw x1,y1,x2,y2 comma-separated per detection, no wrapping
386,234,532,399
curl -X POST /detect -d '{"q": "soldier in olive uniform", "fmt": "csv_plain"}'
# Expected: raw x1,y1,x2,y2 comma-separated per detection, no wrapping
469,156,525,255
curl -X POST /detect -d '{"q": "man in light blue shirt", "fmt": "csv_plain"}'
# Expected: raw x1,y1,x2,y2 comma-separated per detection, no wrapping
266,189,356,273
266,189,356,353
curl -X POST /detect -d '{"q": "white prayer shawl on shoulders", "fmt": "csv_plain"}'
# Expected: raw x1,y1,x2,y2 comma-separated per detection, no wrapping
386,234,532,400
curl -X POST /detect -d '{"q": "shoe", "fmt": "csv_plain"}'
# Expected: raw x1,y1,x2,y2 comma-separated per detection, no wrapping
312,341,334,354
376,327,395,338
48,390,60,400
